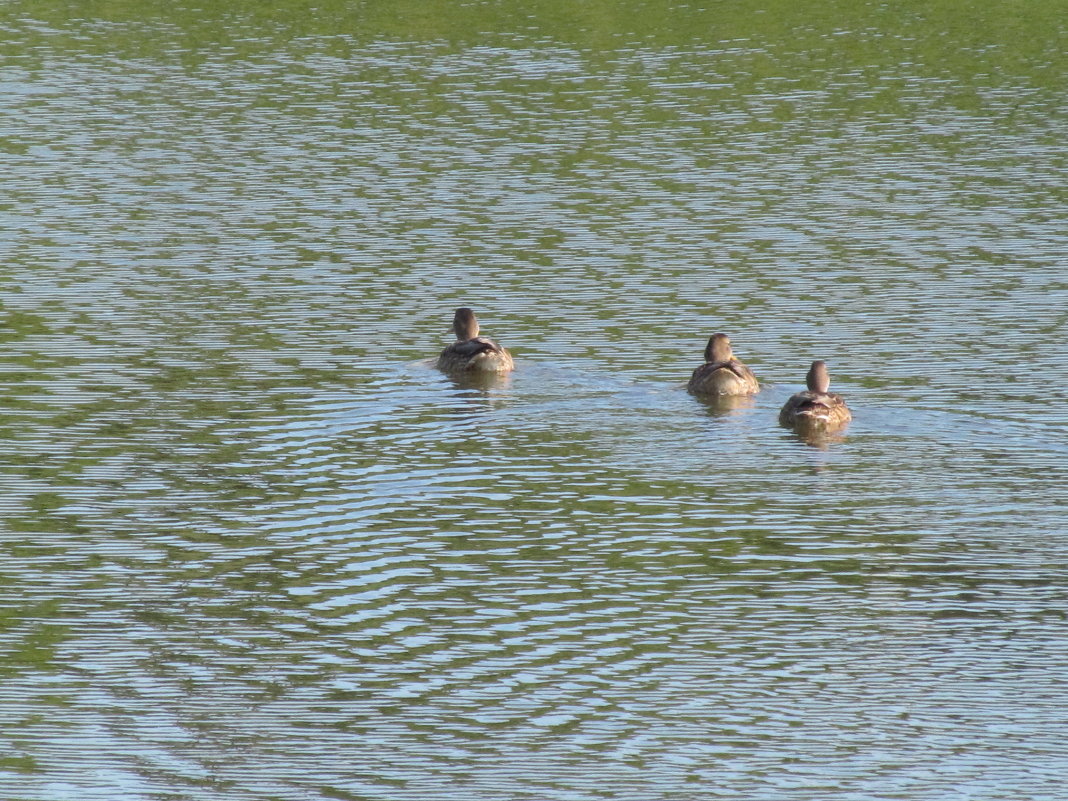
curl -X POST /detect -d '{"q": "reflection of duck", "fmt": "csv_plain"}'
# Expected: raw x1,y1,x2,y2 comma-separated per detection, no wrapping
436,308,514,374
779,360,851,429
699,393,757,417
687,333,760,396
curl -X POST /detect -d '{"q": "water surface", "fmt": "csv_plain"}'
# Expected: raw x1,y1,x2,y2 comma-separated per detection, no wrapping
2,1,1067,799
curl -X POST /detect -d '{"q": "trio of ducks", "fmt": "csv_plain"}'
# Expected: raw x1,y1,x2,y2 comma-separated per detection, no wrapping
437,307,851,431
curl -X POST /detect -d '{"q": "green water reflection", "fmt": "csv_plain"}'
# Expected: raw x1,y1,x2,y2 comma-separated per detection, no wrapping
2,0,1067,798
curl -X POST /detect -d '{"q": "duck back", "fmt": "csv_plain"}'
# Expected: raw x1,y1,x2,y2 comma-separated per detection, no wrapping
688,360,760,396
437,337,514,374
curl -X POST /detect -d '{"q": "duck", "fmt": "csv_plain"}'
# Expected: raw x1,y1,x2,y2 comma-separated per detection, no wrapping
436,307,514,374
687,333,760,396
779,360,851,428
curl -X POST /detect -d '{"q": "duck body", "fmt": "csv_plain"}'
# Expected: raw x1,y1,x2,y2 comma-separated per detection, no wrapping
688,360,760,396
778,390,852,428
687,333,760,396
779,360,851,429
437,336,514,374
436,307,514,374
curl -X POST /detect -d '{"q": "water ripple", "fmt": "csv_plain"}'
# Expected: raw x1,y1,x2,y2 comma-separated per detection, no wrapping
3,14,1067,801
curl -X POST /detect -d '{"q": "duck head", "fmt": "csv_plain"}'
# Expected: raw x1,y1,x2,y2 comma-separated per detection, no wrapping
704,332,734,363
451,307,480,341
806,360,831,393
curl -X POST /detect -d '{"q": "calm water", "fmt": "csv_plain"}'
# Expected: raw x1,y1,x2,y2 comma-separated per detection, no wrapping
2,1,1067,799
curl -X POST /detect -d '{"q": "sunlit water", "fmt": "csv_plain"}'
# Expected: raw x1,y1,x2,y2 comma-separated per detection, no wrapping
2,3,1067,799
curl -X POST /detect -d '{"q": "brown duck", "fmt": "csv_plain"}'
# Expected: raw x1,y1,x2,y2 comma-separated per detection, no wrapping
687,333,760,396
779,360,851,428
436,307,514,374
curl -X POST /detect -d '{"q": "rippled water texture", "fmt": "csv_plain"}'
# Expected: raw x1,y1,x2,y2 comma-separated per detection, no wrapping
2,1,1067,798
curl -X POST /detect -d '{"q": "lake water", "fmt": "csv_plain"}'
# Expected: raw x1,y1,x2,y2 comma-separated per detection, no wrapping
2,1,1067,799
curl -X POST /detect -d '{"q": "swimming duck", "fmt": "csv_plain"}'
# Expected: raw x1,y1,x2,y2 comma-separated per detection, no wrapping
779,360,851,428
687,333,760,396
436,307,514,374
